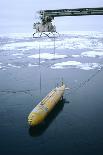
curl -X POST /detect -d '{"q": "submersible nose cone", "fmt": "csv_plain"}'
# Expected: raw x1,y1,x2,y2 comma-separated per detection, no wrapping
28,113,45,126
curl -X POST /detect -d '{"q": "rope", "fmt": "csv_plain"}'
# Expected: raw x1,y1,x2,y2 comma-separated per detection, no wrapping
67,64,103,96
0,89,35,98
53,33,56,57
38,38,41,65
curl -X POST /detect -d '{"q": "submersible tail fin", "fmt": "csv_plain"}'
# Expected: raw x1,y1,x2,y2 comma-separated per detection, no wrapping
61,78,64,86
61,78,70,90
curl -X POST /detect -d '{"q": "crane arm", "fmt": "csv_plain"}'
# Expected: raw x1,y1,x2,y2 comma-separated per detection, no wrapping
39,7,103,22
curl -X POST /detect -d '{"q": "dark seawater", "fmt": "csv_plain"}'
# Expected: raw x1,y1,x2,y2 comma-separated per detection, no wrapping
0,32,103,155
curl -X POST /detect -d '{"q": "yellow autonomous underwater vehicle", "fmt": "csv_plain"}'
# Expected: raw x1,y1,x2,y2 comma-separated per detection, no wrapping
28,83,66,126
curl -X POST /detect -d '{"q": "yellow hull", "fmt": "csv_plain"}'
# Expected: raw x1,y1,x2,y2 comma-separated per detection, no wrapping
28,84,65,126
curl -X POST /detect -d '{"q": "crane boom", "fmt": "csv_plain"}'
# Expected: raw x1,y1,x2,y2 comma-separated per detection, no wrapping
33,7,103,37
39,7,103,19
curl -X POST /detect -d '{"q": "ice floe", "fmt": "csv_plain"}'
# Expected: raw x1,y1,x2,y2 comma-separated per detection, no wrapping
51,61,100,70
1,31,103,51
7,64,21,68
12,53,24,56
0,63,7,70
71,51,103,58
61,31,103,38
1,42,35,51
28,63,38,67
0,33,32,39
0,31,103,71
72,55,80,58
28,53,67,60
17,57,22,59
81,51,103,58
0,31,103,39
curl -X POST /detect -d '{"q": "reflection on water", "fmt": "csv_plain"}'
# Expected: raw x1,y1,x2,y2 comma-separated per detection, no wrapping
29,99,68,137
